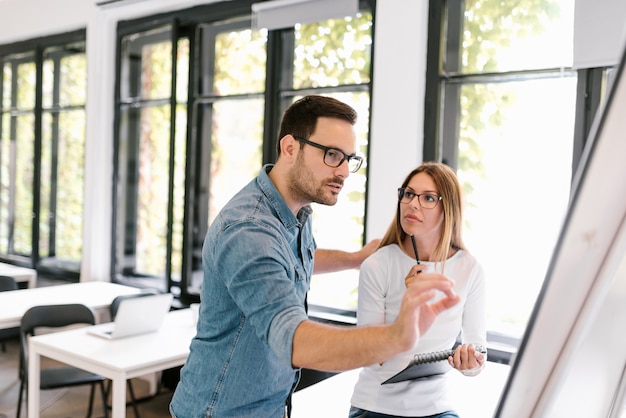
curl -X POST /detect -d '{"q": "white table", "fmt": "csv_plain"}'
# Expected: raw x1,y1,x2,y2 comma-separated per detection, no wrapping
28,308,195,418
0,262,37,288
0,281,141,330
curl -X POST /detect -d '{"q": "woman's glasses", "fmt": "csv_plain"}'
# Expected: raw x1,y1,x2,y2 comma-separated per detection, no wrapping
397,187,442,209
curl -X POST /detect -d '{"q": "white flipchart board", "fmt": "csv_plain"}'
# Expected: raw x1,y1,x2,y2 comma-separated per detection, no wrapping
495,39,626,417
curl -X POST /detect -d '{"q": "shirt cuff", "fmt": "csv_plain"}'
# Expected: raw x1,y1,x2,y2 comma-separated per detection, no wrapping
268,306,308,367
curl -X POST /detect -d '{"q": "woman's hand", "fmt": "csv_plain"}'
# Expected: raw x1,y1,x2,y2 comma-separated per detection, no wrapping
404,263,428,288
448,344,486,377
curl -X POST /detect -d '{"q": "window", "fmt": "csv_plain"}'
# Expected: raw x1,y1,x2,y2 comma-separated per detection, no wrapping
290,14,373,318
426,0,579,356
187,17,268,294
114,25,189,291
0,31,86,276
113,2,375,306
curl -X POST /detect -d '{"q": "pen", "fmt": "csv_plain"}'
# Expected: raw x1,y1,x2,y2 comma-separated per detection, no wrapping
410,234,420,264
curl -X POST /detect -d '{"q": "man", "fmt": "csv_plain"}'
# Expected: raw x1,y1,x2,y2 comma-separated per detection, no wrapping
170,95,460,418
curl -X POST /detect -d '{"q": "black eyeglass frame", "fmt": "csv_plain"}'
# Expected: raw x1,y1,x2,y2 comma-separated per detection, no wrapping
397,187,442,209
292,135,364,173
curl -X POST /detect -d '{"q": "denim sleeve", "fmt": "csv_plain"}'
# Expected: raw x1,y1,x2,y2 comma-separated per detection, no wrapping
211,218,310,366
269,305,308,366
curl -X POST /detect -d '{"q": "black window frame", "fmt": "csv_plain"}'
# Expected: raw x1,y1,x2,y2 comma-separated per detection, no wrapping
0,30,87,280
112,0,377,308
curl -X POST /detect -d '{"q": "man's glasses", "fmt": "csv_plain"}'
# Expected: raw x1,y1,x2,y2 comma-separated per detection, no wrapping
292,135,364,173
397,187,442,209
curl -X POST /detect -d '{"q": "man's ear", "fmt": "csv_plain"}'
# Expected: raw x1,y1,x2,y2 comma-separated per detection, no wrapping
279,134,298,162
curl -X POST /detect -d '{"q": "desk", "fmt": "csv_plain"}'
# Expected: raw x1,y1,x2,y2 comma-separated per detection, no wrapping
28,309,195,418
0,262,37,288
0,281,141,330
291,362,511,418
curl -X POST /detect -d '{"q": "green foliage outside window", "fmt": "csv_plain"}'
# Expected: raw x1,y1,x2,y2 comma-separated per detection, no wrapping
457,0,567,208
214,28,267,95
294,12,372,89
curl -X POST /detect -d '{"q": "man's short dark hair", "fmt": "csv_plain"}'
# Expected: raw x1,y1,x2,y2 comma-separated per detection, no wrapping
276,95,357,156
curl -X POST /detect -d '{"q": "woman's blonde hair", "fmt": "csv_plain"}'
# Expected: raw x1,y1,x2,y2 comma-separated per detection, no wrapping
379,162,466,263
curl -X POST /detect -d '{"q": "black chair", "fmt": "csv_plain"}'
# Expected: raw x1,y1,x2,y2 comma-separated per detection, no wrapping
0,275,18,291
0,275,19,352
16,303,108,418
105,289,161,418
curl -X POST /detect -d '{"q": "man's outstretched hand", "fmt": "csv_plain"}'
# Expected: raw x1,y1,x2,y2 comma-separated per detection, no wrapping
393,265,461,351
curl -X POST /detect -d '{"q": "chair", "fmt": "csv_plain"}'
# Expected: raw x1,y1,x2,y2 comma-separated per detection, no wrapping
105,289,162,418
0,275,19,352
16,304,108,418
0,275,18,291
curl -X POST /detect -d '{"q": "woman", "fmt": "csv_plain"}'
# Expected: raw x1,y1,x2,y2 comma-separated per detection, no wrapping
349,162,487,418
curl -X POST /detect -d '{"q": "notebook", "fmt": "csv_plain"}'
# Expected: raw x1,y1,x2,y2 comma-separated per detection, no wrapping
382,356,453,384
88,293,173,340
381,345,487,385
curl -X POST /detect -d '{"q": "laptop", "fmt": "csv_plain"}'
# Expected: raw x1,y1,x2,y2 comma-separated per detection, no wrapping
88,293,173,340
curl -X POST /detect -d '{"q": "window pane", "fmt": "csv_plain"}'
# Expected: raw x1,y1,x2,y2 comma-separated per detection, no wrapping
59,53,87,106
14,114,34,255
42,60,54,109
142,42,172,100
453,77,577,337
0,113,10,253
171,104,187,282
207,99,264,226
294,12,372,89
288,8,374,313
306,91,371,311
176,39,190,103
213,28,267,95
135,105,171,276
460,0,574,73
120,27,172,101
16,62,36,110
40,112,52,256
54,110,85,261
1,63,11,109
188,98,264,293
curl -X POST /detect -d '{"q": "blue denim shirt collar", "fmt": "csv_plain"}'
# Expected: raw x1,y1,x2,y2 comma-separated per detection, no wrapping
257,164,313,230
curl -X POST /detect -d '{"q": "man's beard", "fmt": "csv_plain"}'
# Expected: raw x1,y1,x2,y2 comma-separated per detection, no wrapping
288,159,343,206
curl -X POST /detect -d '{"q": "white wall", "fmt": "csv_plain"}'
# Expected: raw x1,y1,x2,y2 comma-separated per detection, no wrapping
0,0,91,43
0,0,428,281
367,0,428,238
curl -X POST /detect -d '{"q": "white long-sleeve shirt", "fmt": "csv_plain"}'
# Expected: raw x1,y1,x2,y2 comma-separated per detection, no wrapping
350,244,487,416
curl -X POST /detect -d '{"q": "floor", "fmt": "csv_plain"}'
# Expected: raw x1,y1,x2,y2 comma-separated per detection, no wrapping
0,276,175,418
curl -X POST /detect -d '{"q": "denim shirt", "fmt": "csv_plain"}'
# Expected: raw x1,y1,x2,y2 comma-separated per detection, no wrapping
170,165,315,418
